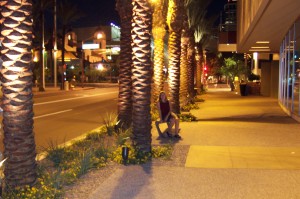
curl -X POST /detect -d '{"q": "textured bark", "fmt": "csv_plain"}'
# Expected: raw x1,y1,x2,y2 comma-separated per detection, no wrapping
152,0,167,103
167,0,184,114
180,14,189,107
153,38,165,102
116,0,133,128
195,43,203,93
1,0,37,188
131,0,152,152
180,37,188,106
187,31,196,98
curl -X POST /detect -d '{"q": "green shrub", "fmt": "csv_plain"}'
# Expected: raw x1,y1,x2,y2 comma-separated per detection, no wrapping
193,97,205,102
3,167,63,199
179,113,198,122
85,131,105,141
112,144,173,165
103,112,119,136
115,128,132,146
181,103,200,112
151,104,160,121
77,151,94,177
45,142,74,168
71,139,93,150
112,144,151,165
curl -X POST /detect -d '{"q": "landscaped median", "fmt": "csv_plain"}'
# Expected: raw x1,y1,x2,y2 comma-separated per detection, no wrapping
1,121,172,198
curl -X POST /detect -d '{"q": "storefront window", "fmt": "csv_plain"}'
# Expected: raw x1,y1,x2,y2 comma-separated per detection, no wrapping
279,18,300,118
294,20,300,115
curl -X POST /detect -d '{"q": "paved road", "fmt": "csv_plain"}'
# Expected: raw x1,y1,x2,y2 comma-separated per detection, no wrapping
0,86,118,153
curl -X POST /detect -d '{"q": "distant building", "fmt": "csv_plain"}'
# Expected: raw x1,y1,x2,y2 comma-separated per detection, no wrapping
65,23,120,66
218,0,237,52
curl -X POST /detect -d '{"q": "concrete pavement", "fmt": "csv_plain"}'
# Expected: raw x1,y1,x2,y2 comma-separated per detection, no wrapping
88,86,300,199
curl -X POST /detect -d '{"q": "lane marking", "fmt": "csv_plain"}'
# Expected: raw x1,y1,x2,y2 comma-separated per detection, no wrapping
34,109,72,119
34,91,118,106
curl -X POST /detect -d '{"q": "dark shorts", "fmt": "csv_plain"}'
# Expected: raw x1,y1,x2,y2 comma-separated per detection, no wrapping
166,113,177,122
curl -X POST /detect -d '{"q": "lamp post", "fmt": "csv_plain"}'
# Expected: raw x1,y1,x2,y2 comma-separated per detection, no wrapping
53,0,57,87
81,50,85,87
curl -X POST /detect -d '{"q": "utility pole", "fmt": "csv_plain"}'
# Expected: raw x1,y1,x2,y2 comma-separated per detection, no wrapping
39,2,45,92
53,0,57,87
81,50,85,87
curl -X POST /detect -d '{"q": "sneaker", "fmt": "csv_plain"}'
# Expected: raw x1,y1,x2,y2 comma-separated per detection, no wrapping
166,131,173,138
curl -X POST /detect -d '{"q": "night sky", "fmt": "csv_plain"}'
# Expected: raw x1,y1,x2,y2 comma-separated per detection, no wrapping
72,0,119,27
69,0,227,27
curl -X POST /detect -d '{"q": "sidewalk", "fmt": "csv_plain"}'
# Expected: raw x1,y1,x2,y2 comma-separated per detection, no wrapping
79,87,300,199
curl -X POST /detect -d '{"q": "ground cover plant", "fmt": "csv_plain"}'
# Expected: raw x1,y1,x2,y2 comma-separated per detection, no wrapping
1,114,173,199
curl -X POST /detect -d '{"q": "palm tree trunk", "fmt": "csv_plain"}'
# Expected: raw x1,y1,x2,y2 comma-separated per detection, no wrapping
153,37,165,102
187,30,196,98
131,0,152,153
179,14,189,107
195,44,203,93
1,0,37,188
116,0,133,128
167,0,184,114
168,31,181,114
152,0,168,103
180,36,188,106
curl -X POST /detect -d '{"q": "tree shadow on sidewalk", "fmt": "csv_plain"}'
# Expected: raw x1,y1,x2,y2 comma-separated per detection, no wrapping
197,114,297,124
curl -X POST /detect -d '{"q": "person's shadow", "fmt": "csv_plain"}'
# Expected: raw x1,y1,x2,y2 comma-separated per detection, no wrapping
107,158,155,199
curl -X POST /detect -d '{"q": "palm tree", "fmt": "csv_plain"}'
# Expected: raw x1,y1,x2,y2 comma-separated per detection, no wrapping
186,0,216,91
57,0,83,90
167,0,185,114
116,0,133,128
131,0,153,153
1,0,37,188
33,0,53,92
180,9,189,107
186,31,196,98
152,0,168,103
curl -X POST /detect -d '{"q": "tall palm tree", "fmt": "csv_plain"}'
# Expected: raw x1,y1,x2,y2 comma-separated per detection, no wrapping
167,0,184,114
131,0,153,153
116,0,133,128
186,29,196,98
179,10,189,107
1,0,37,188
152,0,168,103
186,0,213,93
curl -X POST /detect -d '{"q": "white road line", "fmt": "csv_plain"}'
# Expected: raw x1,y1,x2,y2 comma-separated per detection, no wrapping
34,109,72,119
34,91,118,106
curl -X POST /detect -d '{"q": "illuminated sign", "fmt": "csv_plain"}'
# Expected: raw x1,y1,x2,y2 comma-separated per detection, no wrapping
82,43,100,50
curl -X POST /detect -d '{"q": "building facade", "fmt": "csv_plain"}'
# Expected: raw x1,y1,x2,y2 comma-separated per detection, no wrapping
237,0,300,121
